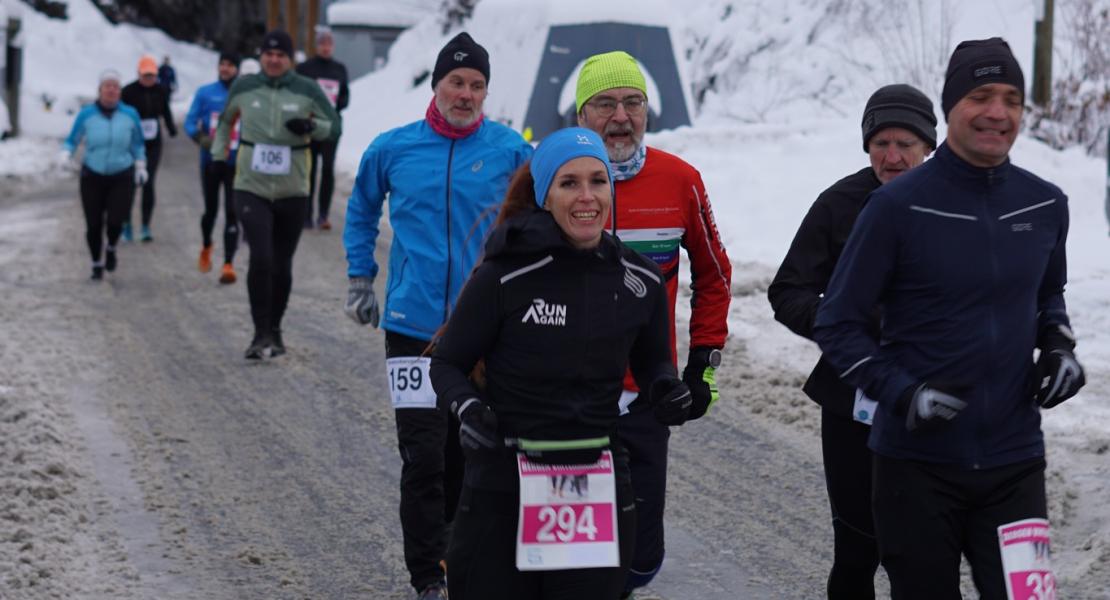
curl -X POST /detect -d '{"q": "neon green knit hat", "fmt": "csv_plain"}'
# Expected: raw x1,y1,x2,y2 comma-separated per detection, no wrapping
575,51,647,113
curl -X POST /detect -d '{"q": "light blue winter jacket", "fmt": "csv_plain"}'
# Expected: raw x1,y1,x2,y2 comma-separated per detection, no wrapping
63,103,146,175
344,118,532,341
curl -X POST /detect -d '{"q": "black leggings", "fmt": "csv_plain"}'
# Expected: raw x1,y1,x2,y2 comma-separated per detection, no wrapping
132,140,162,226
616,404,670,593
235,191,305,334
80,167,133,263
821,407,880,599
386,331,465,592
447,483,635,600
307,139,338,221
200,157,239,264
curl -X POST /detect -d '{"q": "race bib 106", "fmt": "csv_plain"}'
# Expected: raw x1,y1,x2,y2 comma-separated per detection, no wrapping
140,118,159,140
516,450,619,571
998,518,1055,600
250,143,291,175
386,357,436,409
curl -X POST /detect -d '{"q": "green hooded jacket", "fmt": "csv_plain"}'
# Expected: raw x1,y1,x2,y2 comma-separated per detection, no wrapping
212,68,340,200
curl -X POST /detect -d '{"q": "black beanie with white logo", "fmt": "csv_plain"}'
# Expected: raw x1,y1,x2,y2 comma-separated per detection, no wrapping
941,37,1024,120
261,30,294,58
861,84,938,152
431,32,490,90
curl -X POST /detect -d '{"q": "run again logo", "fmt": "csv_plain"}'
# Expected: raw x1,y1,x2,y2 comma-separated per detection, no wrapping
522,298,567,326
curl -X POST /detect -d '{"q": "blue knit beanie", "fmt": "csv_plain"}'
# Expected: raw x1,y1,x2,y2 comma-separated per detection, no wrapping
531,127,613,208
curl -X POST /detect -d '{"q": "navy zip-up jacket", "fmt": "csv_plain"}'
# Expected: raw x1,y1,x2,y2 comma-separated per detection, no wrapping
813,142,1072,469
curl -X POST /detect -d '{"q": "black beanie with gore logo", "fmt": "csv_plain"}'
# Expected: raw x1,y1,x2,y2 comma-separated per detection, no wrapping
431,32,490,90
861,84,938,152
941,37,1024,120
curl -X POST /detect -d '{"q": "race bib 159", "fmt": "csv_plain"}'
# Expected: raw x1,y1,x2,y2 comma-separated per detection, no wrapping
386,357,436,409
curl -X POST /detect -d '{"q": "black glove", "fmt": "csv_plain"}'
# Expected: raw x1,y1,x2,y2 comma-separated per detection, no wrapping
683,347,721,420
898,382,969,432
207,160,227,177
1035,349,1085,408
452,398,499,451
651,376,693,426
284,118,315,135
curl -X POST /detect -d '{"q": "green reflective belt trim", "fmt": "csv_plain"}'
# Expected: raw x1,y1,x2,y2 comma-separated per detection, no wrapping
703,367,720,410
517,436,611,451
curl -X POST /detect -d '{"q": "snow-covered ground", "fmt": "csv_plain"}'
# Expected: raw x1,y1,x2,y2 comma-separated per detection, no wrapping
2,0,1109,596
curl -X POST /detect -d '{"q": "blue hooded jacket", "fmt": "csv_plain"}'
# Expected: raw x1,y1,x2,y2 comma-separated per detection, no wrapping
64,103,146,175
344,118,532,342
813,142,1072,469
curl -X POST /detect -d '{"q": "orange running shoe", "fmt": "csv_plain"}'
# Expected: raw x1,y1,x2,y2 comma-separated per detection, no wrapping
198,245,213,273
219,263,237,284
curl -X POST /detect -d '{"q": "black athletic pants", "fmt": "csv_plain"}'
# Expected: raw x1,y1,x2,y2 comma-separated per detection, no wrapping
447,482,636,599
134,139,162,227
199,156,239,264
80,166,133,263
234,191,305,335
872,454,1047,600
385,331,465,592
307,139,338,222
821,407,880,600
615,404,669,593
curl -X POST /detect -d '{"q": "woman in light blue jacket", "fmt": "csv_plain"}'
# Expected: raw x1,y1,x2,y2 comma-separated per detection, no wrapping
62,69,147,280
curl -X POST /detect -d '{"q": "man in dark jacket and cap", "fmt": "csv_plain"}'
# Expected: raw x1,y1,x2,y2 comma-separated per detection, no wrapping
813,38,1085,599
768,82,936,600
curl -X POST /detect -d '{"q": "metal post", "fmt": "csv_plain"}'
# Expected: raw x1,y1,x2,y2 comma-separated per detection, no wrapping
267,0,280,32
1032,0,1054,107
307,0,319,57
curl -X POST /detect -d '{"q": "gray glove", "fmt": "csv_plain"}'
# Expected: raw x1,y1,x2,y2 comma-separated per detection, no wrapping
900,383,968,431
344,277,379,327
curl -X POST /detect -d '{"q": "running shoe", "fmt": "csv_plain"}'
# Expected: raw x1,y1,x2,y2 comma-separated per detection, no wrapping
90,266,104,280
198,245,213,273
105,248,117,272
244,333,271,360
219,263,237,284
317,217,332,230
121,222,133,243
140,225,153,243
416,582,448,600
270,328,286,357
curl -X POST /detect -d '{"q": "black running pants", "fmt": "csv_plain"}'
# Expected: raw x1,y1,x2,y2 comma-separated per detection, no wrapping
200,157,239,264
80,166,133,263
234,191,305,334
821,407,880,600
615,404,670,593
872,454,1047,600
307,139,338,221
136,140,162,226
385,331,465,592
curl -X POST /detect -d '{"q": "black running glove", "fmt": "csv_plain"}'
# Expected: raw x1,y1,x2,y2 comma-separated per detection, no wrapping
284,117,315,135
1035,349,1085,408
452,398,499,451
682,347,721,420
898,382,969,432
651,376,693,426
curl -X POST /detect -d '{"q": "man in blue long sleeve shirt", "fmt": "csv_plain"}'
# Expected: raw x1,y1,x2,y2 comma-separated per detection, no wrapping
814,38,1085,600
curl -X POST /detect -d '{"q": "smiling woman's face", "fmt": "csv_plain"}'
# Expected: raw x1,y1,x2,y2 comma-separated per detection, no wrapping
544,156,612,250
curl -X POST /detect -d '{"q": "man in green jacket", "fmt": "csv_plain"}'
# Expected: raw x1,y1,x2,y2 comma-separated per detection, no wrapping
212,29,340,359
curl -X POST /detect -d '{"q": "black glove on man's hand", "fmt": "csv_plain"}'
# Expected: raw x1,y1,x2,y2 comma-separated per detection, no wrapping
284,118,315,135
651,376,693,426
683,347,721,420
898,382,969,432
1035,349,1085,408
453,398,499,451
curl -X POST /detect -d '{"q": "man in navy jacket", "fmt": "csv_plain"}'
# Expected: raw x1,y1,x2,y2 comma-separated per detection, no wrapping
814,38,1085,599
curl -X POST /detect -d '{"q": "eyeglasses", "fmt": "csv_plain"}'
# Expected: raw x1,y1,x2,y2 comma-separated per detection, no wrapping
587,96,646,117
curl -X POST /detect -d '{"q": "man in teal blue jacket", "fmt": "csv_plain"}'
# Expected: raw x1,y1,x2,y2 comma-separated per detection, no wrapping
342,32,531,600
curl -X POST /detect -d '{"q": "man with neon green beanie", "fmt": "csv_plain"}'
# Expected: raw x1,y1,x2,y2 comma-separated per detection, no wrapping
576,50,733,599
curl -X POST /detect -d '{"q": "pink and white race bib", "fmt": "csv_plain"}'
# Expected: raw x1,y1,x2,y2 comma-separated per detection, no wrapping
998,518,1056,600
516,450,619,570
316,78,340,107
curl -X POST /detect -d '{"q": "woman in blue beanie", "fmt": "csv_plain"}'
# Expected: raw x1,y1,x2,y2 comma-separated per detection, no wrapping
430,128,692,599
